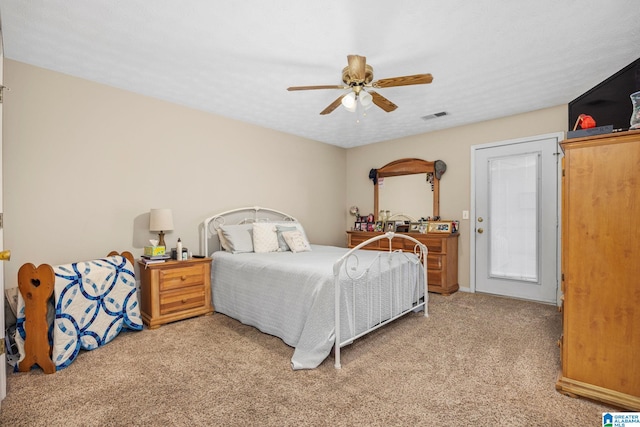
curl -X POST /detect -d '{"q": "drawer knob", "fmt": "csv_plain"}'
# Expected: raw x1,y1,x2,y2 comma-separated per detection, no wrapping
182,298,188,303
181,275,187,281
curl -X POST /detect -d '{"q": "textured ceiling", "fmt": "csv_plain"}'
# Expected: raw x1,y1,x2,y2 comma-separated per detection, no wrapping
1,1,639,148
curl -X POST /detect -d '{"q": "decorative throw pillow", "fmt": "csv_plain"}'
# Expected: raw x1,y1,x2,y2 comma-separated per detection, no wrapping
252,222,280,253
219,224,254,253
275,225,298,251
282,230,312,253
271,221,309,242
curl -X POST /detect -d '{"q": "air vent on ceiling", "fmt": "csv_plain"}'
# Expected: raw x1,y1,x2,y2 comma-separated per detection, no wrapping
421,111,448,121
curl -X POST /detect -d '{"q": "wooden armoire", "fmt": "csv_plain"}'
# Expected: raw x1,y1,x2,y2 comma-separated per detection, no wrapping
556,130,640,410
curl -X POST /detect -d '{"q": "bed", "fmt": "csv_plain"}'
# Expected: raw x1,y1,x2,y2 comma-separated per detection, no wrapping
201,206,428,369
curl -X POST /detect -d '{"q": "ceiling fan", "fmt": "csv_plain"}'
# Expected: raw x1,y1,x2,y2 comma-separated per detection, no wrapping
287,54,433,115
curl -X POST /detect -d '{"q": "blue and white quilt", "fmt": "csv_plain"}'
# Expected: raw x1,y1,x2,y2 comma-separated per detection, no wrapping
15,255,143,370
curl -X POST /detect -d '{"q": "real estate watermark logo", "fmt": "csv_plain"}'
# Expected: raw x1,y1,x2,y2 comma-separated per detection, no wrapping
603,413,640,427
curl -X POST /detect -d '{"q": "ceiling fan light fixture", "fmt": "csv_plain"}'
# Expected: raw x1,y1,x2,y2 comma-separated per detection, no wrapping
288,55,432,116
341,92,357,112
359,90,373,110
287,55,430,115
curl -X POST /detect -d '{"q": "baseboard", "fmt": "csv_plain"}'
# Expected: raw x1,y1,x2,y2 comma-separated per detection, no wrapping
556,373,640,411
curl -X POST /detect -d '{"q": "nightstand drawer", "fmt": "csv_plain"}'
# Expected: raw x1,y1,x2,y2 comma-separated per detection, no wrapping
160,286,206,315
159,264,206,292
138,257,213,329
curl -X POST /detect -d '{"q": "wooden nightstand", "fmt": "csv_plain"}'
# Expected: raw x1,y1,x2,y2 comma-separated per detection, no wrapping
138,257,213,329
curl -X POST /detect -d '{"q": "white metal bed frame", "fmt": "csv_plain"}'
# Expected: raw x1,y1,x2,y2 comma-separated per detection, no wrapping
201,206,428,369
201,206,298,257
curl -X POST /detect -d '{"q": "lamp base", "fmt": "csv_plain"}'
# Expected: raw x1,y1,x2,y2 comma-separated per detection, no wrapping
158,231,166,248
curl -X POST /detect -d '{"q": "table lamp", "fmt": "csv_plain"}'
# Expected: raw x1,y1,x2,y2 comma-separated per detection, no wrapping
149,208,173,248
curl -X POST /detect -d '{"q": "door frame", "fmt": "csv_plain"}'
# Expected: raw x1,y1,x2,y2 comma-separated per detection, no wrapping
469,132,564,305
0,22,5,404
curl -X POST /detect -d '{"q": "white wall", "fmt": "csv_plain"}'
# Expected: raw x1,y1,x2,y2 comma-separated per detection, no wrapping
3,60,346,285
345,105,568,290
3,59,570,294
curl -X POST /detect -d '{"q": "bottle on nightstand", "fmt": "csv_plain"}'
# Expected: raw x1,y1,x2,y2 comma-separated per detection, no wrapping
176,238,182,260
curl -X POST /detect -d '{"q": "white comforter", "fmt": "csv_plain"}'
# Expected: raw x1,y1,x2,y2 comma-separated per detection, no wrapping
211,244,423,369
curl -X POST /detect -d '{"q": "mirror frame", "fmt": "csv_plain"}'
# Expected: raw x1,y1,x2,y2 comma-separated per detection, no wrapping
374,158,440,221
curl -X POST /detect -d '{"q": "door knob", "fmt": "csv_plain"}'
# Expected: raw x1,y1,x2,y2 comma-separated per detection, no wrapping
0,250,10,261
477,228,484,234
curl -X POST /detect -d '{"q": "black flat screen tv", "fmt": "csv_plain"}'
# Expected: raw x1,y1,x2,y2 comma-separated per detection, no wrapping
568,58,640,131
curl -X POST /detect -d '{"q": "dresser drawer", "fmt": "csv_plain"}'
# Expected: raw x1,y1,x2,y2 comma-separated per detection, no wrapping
159,264,206,292
427,254,443,270
424,239,443,253
382,238,413,251
354,238,377,249
428,269,443,286
159,285,206,315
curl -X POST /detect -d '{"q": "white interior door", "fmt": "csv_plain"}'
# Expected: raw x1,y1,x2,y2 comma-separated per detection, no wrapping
472,133,561,304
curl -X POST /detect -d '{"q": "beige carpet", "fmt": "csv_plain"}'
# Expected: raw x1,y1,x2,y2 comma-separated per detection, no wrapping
0,292,611,426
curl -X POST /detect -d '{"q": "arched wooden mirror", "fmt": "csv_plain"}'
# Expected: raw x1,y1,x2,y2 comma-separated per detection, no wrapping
372,158,446,221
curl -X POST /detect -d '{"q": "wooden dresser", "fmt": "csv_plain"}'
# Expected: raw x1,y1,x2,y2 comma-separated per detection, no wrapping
138,257,213,329
555,130,640,410
347,230,459,295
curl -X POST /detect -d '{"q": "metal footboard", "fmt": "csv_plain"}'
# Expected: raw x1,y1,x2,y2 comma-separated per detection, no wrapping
333,232,428,369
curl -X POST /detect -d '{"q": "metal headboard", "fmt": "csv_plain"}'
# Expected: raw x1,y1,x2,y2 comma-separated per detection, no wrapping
200,206,298,256
386,213,418,223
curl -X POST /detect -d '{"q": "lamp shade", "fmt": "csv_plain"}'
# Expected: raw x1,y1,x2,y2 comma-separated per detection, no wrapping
341,91,373,112
359,90,373,110
149,208,174,231
341,92,357,112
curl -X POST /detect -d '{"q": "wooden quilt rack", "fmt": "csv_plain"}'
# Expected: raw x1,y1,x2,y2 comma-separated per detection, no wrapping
17,250,134,374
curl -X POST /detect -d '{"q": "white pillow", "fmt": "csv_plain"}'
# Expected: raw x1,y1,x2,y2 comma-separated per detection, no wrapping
219,224,254,253
252,222,280,253
282,230,311,253
217,229,231,251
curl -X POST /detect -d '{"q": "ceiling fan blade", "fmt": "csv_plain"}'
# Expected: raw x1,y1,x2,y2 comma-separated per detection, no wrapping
370,91,398,112
320,94,347,115
347,55,367,82
372,73,433,88
287,85,347,91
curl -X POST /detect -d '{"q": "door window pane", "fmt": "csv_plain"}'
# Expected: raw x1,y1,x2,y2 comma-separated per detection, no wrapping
488,153,539,282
